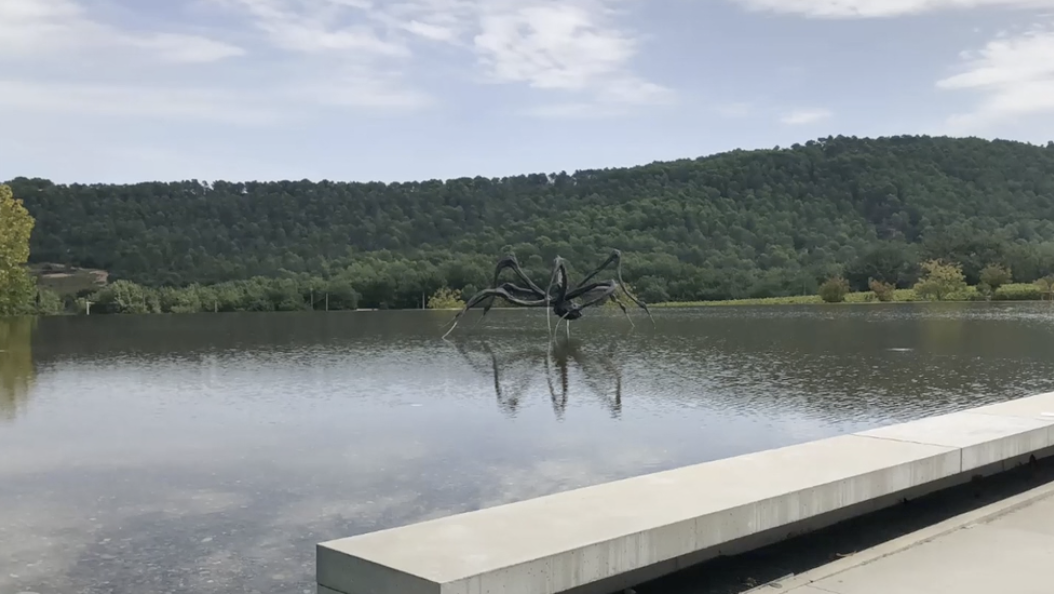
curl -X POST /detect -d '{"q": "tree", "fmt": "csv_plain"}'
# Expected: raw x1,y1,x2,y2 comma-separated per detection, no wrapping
0,185,35,315
845,243,918,290
913,259,967,301
7,136,1054,307
978,263,1012,300
818,276,850,303
920,229,1008,285
91,279,157,314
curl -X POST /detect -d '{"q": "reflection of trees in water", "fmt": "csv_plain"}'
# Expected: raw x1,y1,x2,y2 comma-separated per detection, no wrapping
449,339,623,419
0,316,37,421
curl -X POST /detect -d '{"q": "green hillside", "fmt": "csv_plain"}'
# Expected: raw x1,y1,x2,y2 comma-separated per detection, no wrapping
7,134,1054,308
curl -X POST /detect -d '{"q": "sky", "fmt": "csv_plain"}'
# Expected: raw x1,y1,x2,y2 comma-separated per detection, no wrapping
1,0,1053,184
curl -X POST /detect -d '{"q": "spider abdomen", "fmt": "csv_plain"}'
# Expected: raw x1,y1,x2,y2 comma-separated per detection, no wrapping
552,301,584,320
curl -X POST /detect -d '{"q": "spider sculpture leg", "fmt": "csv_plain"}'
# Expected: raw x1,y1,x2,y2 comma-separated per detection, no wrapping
493,254,547,295
475,255,547,325
442,287,548,339
564,281,620,312
571,249,654,325
609,294,635,329
544,257,571,338
566,281,636,329
468,282,543,330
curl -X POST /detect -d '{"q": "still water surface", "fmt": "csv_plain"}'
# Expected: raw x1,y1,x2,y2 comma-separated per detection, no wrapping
3,304,1054,594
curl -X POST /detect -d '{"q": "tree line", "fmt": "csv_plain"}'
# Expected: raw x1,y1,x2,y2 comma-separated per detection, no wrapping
4,134,1054,313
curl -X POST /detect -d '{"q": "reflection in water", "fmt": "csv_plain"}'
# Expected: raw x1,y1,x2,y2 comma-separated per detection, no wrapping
448,339,623,419
0,316,36,421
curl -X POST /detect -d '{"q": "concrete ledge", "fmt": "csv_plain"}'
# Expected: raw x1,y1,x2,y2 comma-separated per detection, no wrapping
317,391,1054,594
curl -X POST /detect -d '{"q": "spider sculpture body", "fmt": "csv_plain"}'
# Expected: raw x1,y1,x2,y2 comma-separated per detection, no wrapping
442,249,653,339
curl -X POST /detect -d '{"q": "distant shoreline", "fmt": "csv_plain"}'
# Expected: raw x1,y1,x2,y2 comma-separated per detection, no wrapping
13,265,1053,317
652,283,1049,307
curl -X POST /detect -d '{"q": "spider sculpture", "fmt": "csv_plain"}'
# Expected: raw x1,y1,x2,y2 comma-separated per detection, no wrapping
441,249,653,339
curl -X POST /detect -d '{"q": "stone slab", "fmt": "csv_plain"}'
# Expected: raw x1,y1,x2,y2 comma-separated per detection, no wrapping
317,391,1054,594
319,434,958,594
857,409,1054,471
969,390,1054,420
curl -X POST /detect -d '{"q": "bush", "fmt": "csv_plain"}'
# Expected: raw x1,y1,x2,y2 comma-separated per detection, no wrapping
993,283,1042,301
914,259,967,301
818,276,850,303
1033,276,1054,301
90,280,159,314
868,278,896,302
427,286,465,310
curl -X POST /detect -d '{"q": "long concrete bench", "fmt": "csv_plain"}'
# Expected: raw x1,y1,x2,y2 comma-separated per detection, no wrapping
317,391,1054,594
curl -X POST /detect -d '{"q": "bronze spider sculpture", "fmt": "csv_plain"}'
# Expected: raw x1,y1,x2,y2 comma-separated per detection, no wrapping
441,249,653,339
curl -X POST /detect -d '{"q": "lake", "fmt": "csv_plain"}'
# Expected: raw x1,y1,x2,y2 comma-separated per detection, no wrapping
3,303,1054,594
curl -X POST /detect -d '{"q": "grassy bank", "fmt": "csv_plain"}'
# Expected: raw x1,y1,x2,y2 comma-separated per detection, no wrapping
654,283,1049,308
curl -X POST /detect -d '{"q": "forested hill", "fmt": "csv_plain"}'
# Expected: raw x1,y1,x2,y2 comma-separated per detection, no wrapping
7,134,1054,307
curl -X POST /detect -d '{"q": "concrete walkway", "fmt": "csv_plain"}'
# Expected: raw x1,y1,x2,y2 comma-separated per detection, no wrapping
776,482,1054,594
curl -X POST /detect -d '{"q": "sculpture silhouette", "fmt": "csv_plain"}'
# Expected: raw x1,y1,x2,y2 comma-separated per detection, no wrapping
442,249,653,339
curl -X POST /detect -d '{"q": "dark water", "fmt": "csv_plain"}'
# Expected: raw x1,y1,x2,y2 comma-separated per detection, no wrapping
3,303,1054,594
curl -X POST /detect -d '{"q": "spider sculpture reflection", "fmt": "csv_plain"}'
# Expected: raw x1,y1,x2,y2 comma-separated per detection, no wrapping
441,249,653,339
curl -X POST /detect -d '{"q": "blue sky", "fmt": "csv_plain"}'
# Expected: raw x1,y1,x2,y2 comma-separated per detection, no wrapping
1,0,1053,184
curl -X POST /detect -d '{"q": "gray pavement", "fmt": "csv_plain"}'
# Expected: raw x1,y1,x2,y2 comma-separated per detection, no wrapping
633,457,1054,594
782,484,1054,594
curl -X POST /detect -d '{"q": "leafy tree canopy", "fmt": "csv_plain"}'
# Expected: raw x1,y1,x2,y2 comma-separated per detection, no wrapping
7,134,1054,308
0,184,36,315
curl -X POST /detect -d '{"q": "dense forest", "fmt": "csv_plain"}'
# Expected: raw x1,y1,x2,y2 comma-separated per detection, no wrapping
6,135,1054,309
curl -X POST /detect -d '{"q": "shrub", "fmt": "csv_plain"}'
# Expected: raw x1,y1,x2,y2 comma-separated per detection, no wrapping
427,286,465,310
818,276,850,303
993,283,1042,301
1035,276,1054,301
978,263,1012,300
868,278,896,302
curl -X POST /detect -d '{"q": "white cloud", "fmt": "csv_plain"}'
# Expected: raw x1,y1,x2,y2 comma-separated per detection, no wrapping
282,69,433,109
0,0,432,123
471,1,673,112
0,0,668,127
473,4,632,90
938,23,1054,131
736,0,1054,134
780,108,833,125
191,0,669,119
730,0,1054,19
213,0,409,56
0,79,280,124
522,102,625,119
402,19,458,42
133,33,247,64
0,0,244,63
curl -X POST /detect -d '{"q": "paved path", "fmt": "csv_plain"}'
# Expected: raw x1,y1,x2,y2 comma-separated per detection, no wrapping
778,484,1054,594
